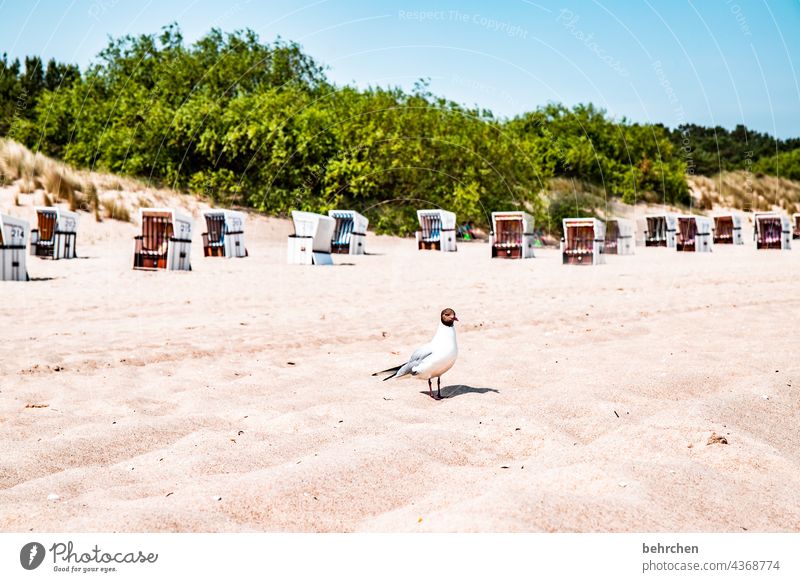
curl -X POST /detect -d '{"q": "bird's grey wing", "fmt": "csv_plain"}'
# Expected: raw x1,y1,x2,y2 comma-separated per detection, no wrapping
394,345,433,378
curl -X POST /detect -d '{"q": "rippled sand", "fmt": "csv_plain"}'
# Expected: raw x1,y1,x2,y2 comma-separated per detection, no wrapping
2,194,798,532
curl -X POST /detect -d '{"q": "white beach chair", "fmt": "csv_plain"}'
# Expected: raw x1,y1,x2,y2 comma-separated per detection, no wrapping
30,207,79,259
416,209,457,252
288,211,335,265
753,212,791,250
328,210,368,255
562,218,606,265
644,214,678,248
712,214,743,245
202,209,247,258
133,208,193,271
490,211,535,259
0,213,30,281
676,215,713,253
604,218,635,255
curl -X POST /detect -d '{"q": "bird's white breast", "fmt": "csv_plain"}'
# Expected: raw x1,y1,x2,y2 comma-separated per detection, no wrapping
412,324,458,379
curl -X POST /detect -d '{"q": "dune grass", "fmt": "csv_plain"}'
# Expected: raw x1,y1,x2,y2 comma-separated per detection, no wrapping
101,198,131,222
4,137,800,228
689,172,800,215
0,139,133,220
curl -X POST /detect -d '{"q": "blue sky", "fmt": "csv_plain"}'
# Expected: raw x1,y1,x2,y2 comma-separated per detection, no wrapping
1,0,799,137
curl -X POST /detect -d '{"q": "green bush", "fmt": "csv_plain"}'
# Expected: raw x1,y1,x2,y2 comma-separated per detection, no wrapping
2,24,710,234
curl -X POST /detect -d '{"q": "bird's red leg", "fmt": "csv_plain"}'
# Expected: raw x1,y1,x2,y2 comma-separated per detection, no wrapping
428,378,433,399
437,376,442,400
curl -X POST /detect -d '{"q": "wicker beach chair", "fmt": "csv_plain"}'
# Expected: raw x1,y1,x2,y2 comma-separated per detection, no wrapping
328,210,368,255
202,210,246,258
562,218,606,265
287,211,335,265
133,209,193,270
30,207,78,259
0,214,30,281
416,209,457,252
604,219,635,255
490,211,534,259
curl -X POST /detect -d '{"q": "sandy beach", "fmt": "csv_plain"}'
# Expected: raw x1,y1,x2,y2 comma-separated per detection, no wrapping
1,195,799,533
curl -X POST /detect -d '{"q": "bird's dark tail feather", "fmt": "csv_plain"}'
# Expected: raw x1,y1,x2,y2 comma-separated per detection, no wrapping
372,364,403,381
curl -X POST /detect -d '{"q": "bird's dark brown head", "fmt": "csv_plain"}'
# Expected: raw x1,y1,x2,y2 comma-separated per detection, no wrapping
441,308,458,327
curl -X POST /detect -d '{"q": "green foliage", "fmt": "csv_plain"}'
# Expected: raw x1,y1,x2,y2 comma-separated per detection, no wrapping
753,148,800,181
546,189,606,237
13,24,796,235
508,103,690,207
0,52,79,138
664,123,800,176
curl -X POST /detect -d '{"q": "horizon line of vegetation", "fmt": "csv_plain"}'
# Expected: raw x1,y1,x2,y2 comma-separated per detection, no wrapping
2,23,799,233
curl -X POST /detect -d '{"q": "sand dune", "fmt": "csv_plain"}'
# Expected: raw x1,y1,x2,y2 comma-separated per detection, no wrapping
1,190,799,532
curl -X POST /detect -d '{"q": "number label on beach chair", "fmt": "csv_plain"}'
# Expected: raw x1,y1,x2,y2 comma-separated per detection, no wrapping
1,213,30,281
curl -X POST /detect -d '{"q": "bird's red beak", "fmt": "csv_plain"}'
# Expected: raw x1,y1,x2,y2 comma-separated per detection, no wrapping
454,316,459,322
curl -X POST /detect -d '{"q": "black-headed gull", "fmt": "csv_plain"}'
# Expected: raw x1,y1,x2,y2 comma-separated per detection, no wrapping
373,308,458,400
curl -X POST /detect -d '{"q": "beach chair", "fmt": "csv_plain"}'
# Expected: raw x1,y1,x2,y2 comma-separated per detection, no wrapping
328,210,368,255
792,213,800,240
562,218,606,265
30,207,79,259
490,211,535,259
287,211,335,265
676,216,713,252
713,214,743,245
202,210,247,258
416,209,457,252
604,218,635,255
133,208,193,271
0,214,29,281
644,214,677,248
754,212,791,250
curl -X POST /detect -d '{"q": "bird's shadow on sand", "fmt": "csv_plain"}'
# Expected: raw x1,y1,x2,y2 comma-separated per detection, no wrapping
419,385,500,399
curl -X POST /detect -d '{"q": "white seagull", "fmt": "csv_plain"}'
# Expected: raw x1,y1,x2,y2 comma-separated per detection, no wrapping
373,308,458,400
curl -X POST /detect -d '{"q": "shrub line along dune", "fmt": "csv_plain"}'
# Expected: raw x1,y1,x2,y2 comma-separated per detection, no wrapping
2,25,799,233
